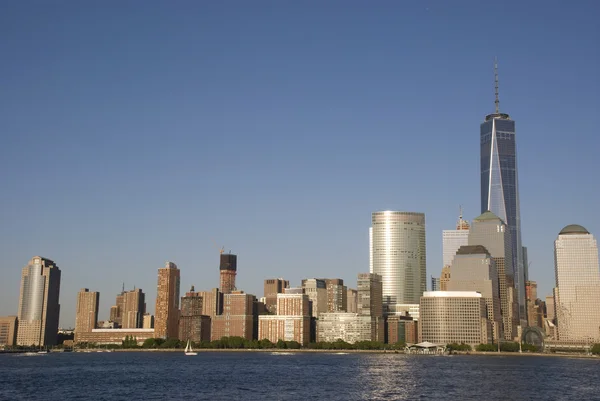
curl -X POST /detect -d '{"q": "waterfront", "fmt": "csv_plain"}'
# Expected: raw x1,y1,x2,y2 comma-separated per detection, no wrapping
1,352,599,400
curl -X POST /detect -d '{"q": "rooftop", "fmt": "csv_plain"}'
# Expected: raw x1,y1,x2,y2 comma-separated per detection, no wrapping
422,291,482,298
473,210,504,223
456,245,490,255
559,224,590,235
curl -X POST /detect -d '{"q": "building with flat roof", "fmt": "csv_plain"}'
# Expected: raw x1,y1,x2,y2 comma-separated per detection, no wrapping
122,289,145,329
154,262,180,339
0,316,18,346
17,256,61,347
301,279,327,318
346,289,358,313
74,288,100,343
211,291,256,341
264,278,289,313
142,314,154,329
219,254,237,294
419,291,491,347
258,292,312,345
75,329,155,345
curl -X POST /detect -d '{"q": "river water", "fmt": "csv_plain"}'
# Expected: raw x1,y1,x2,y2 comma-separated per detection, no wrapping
1,351,598,400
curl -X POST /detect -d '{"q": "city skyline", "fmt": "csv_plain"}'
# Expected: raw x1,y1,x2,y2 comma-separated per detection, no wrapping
1,2,599,327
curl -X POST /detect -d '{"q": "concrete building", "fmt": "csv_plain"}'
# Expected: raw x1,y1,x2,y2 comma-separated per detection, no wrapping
545,295,555,322
17,256,61,347
357,273,384,342
419,291,492,347
323,279,347,312
431,276,440,291
211,291,256,341
264,278,289,313
75,328,155,345
74,289,99,342
370,211,426,313
143,314,154,329
440,266,451,291
447,245,503,341
301,279,327,318
346,289,358,313
468,211,518,341
154,262,180,339
122,289,145,329
198,288,223,318
258,292,311,345
387,316,419,344
0,316,18,346
179,286,211,343
554,225,600,342
219,254,237,294
526,281,544,328
317,313,375,343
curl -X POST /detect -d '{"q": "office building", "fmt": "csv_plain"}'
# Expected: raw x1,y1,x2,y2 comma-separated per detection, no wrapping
109,285,126,326
554,225,600,342
122,289,145,329
74,288,99,342
76,328,155,345
440,266,451,291
468,211,518,340
317,313,376,344
154,262,180,339
447,245,503,341
357,273,384,342
219,254,237,294
301,279,327,318
211,291,256,341
16,256,61,347
545,296,555,322
198,288,223,318
442,209,471,267
419,291,492,347
431,276,440,291
370,211,426,313
0,316,18,346
264,278,289,313
346,289,358,313
387,315,418,345
480,60,525,315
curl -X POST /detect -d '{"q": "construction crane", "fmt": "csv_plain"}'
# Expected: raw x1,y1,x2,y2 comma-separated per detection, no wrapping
212,239,225,255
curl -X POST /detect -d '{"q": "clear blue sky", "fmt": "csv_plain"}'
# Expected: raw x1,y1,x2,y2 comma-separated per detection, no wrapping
1,1,598,327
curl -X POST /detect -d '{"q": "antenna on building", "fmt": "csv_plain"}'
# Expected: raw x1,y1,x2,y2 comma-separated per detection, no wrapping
122,282,125,293
459,205,463,220
494,57,500,114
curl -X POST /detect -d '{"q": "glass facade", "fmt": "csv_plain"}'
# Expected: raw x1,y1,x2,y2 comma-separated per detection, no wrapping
480,115,525,316
370,211,426,312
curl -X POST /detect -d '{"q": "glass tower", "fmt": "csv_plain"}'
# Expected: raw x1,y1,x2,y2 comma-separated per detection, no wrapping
480,61,525,317
370,211,426,313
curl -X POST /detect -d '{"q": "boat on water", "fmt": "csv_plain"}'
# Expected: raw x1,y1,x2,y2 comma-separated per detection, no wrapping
184,340,197,356
37,350,48,354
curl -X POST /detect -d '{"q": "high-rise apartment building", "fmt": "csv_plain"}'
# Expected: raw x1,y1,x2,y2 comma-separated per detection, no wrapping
553,225,600,342
301,279,327,318
74,288,99,342
357,273,384,342
468,211,518,340
211,291,256,341
419,291,492,347
264,278,289,313
480,61,525,316
121,289,145,329
154,262,180,339
0,316,18,346
346,289,358,313
323,279,347,312
143,313,154,329
447,245,502,341
370,211,426,313
16,256,61,347
179,287,211,343
109,285,125,326
258,292,311,345
198,288,223,318
219,254,237,294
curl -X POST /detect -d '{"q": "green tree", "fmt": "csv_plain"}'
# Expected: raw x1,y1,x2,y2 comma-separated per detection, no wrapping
591,344,600,355
447,343,472,352
476,343,497,352
258,339,275,349
500,342,520,352
276,340,287,349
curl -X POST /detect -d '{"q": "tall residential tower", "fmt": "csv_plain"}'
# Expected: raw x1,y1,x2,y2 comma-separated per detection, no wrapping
154,262,181,339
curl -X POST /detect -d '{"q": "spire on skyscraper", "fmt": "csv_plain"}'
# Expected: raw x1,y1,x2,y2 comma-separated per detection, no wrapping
494,57,500,114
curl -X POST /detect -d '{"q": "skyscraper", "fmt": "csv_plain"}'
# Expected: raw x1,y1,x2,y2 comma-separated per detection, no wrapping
154,262,180,339
468,211,518,340
74,288,99,342
16,256,61,347
219,254,237,294
370,211,426,313
121,288,145,329
553,225,600,342
480,59,525,316
179,286,211,343
264,278,289,313
442,209,471,268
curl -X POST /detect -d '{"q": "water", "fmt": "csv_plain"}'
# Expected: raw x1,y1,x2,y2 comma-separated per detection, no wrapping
1,351,599,400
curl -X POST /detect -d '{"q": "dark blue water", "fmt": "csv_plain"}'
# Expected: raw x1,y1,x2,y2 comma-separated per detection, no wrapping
1,351,599,400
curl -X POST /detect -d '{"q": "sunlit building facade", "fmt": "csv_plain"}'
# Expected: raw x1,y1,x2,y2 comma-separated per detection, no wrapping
554,225,600,342
370,211,426,314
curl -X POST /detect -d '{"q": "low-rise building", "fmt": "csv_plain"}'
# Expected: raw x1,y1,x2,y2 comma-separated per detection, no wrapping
75,328,155,345
419,291,491,347
317,313,378,343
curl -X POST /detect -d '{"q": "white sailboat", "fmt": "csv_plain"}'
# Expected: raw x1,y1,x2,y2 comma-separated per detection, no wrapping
184,340,197,356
